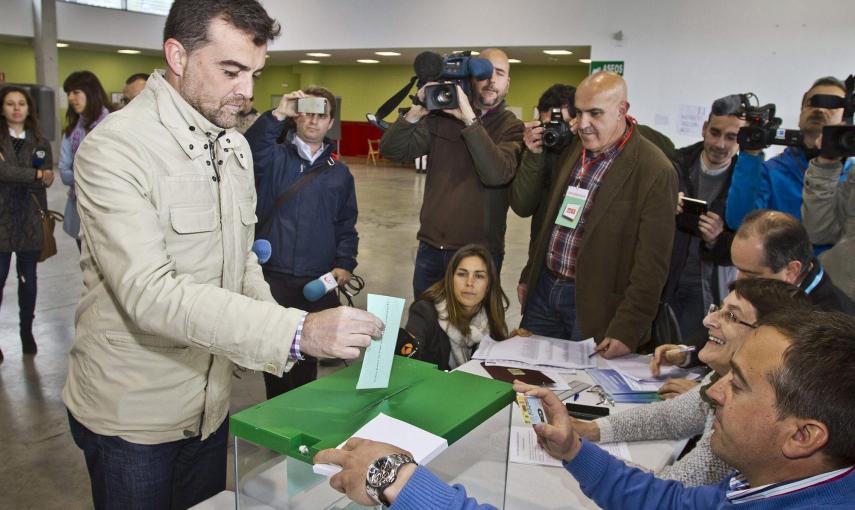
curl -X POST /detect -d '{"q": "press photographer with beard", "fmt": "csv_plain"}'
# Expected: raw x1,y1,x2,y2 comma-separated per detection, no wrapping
726,77,849,251
379,48,524,300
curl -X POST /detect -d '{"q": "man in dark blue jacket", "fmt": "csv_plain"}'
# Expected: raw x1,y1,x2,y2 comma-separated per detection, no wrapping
245,86,358,398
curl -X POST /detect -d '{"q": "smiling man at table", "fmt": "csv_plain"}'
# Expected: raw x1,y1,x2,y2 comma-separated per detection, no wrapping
316,309,855,509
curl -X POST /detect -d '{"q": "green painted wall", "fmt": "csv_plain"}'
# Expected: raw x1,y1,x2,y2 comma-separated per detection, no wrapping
1,41,589,123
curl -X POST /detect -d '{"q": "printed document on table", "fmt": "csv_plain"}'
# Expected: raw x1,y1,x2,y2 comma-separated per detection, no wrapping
510,427,633,467
472,335,596,370
603,354,702,382
313,413,447,476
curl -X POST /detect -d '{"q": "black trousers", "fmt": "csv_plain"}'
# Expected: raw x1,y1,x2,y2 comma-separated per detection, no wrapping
262,270,340,399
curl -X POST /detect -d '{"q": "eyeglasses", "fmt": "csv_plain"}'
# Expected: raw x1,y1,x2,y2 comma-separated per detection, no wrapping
587,385,615,407
708,304,757,329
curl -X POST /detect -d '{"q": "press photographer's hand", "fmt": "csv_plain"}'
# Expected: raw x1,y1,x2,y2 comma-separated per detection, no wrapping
523,120,545,153
444,84,478,125
273,90,306,120
404,84,432,122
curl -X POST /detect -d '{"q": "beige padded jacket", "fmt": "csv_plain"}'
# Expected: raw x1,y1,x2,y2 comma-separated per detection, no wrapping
63,72,303,444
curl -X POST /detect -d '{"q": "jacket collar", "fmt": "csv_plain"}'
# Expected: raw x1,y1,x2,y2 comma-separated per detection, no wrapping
147,72,245,166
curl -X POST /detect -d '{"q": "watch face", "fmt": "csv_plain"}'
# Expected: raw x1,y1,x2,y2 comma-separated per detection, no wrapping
367,464,385,487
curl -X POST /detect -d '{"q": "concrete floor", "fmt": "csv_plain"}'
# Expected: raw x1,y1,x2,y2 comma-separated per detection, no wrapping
0,158,530,509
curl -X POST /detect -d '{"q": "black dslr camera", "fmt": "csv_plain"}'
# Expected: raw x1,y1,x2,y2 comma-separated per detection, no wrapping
819,74,855,159
542,108,573,150
413,51,493,110
712,93,802,151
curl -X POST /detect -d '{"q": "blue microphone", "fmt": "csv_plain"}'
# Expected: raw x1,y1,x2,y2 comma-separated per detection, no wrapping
303,272,338,302
252,239,272,264
32,149,47,168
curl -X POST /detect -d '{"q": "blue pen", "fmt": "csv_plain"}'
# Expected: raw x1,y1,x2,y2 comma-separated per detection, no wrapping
573,393,580,402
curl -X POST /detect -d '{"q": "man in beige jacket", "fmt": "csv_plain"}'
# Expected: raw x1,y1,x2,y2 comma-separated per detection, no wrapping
62,1,383,508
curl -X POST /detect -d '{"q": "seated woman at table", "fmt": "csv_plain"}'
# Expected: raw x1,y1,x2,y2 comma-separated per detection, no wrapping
571,278,810,486
396,244,513,371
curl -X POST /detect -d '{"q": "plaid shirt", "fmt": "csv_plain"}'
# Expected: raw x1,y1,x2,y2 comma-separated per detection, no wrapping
546,126,632,279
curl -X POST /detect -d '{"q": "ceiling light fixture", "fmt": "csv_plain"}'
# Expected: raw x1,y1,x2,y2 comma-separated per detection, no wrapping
543,50,573,56
117,49,141,54
508,58,521,64
56,42,69,48
299,60,320,64
578,58,592,64
306,52,331,57
375,51,401,56
357,59,380,64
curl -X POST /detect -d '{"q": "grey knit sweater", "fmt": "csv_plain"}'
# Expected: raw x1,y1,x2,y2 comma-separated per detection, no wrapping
594,372,733,486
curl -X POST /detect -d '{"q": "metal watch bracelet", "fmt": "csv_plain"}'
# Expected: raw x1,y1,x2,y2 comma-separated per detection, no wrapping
366,453,415,507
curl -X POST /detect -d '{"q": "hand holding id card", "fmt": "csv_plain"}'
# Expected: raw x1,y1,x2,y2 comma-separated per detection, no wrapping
516,393,548,425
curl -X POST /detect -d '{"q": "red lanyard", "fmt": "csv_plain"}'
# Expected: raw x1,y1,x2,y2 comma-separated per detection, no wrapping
576,117,636,186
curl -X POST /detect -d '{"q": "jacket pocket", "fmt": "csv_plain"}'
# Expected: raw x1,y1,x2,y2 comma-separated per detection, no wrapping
105,330,188,354
238,200,258,226
170,204,217,234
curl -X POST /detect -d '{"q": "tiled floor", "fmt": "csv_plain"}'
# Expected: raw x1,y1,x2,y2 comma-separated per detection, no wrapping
0,158,531,509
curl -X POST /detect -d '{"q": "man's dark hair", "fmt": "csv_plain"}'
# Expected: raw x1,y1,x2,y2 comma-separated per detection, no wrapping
737,210,812,274
164,0,281,54
801,76,846,107
758,310,855,466
537,84,576,117
729,278,812,321
125,73,149,85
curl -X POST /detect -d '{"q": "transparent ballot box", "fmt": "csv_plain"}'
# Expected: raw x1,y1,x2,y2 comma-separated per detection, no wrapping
231,357,514,509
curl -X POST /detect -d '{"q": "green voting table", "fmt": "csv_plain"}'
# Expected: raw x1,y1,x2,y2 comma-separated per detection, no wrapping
231,357,514,509
232,357,514,463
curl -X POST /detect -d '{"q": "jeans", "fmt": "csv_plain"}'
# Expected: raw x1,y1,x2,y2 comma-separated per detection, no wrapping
261,270,340,399
412,241,504,300
0,250,39,325
68,411,228,510
520,268,582,340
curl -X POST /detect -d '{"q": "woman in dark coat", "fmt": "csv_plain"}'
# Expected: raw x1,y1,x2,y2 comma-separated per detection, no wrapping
0,86,54,361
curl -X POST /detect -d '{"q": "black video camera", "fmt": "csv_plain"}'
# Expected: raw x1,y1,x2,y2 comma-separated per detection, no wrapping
712,93,803,151
542,108,573,150
819,74,855,159
413,51,493,110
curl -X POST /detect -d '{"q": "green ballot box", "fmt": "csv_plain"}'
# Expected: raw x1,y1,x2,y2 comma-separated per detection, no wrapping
231,357,514,509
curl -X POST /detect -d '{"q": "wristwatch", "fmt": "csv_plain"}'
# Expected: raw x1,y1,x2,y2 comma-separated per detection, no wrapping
365,453,415,507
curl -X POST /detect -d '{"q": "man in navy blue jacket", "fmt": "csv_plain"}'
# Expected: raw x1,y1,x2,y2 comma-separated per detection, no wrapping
245,86,358,398
317,310,855,509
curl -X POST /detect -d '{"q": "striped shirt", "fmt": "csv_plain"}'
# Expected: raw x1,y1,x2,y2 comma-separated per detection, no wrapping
290,311,309,360
546,124,633,279
726,466,855,504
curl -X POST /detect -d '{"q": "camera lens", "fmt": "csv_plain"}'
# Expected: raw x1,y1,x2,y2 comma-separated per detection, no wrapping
435,89,454,106
840,130,855,151
543,131,557,147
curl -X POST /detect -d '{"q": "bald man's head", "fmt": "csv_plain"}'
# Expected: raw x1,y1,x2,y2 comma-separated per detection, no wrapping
471,47,511,110
574,71,630,153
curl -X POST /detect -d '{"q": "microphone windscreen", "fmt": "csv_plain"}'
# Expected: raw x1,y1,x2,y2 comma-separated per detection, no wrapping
252,239,272,264
413,51,443,82
303,279,328,302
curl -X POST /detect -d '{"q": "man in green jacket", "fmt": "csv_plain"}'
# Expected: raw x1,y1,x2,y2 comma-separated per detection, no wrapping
513,72,677,357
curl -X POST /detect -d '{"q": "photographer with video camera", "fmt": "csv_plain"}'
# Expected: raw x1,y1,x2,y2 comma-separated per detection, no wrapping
379,48,524,299
802,75,855,302
725,77,849,252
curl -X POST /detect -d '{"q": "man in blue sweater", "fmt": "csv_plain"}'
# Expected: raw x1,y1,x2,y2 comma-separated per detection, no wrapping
726,77,848,250
316,310,855,509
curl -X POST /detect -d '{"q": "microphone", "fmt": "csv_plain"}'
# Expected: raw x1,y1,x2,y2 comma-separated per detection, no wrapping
303,272,338,302
252,239,272,264
32,149,47,168
413,51,444,83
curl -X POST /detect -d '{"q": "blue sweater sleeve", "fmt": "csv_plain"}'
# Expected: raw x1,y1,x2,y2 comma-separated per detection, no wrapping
391,466,498,510
565,440,725,510
726,152,766,229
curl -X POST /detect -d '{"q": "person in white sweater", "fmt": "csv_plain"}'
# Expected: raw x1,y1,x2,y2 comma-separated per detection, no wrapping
571,278,810,486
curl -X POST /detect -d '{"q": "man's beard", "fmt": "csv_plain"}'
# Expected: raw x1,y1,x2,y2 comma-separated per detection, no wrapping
193,95,246,129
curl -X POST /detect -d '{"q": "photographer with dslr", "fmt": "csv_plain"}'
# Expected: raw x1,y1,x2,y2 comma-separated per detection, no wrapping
510,84,576,306
726,77,848,248
379,48,524,299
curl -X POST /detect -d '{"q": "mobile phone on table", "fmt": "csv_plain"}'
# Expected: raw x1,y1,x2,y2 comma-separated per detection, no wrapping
566,402,610,421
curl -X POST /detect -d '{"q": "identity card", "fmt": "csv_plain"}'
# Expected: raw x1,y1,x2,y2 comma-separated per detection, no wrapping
516,394,548,425
554,186,589,229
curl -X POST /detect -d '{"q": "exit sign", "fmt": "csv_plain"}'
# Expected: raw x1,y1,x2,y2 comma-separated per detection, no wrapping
590,61,624,76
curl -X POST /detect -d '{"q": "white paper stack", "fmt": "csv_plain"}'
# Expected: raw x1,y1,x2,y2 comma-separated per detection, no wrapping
312,413,448,477
472,335,596,373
